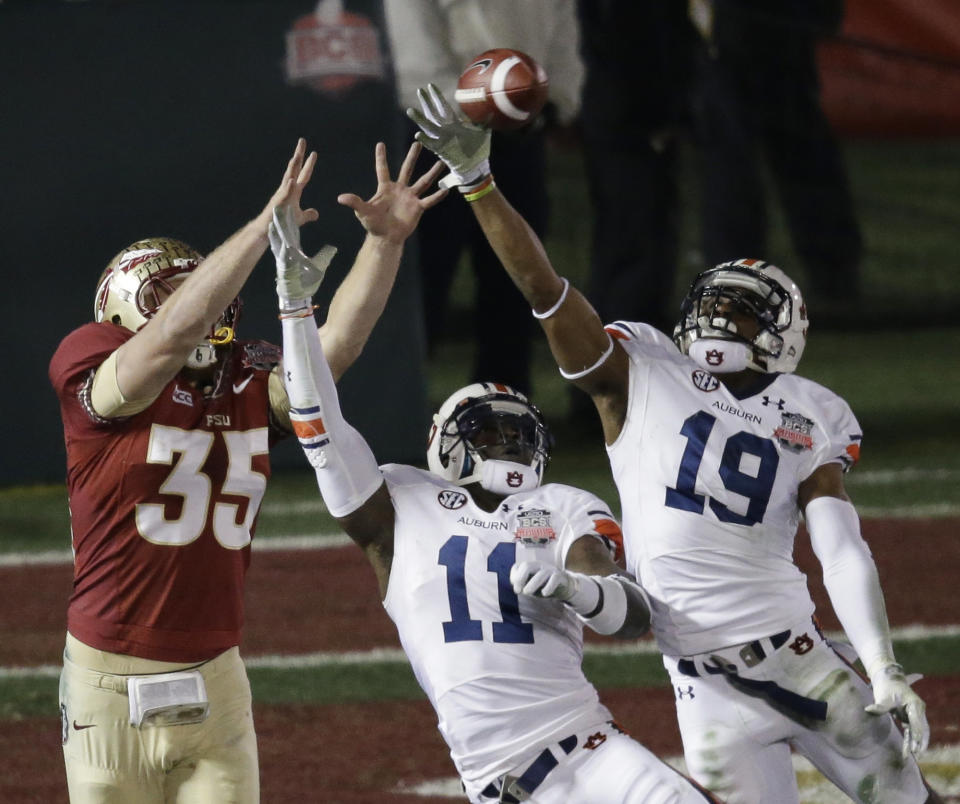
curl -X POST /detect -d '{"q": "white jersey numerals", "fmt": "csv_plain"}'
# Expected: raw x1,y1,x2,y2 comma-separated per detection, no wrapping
664,411,780,526
439,537,535,644
136,424,268,548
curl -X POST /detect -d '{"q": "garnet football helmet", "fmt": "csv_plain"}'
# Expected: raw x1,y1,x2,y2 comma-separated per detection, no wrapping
94,237,241,368
426,382,552,495
673,258,808,374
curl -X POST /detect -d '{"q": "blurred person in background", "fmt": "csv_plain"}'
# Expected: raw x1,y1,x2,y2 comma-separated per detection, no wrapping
577,0,696,336
49,140,442,803
383,0,584,394
688,0,863,309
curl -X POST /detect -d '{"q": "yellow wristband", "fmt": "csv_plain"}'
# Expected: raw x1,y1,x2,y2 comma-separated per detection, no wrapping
463,177,496,202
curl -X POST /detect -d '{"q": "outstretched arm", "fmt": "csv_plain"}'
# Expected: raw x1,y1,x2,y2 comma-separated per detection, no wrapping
277,266,396,599
321,141,446,381
114,138,318,403
800,463,930,757
408,85,630,443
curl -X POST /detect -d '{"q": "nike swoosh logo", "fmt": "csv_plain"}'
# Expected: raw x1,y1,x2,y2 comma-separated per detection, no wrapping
232,375,254,394
73,721,96,731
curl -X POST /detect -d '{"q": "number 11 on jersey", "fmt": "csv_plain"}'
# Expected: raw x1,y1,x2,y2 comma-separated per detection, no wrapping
438,536,535,644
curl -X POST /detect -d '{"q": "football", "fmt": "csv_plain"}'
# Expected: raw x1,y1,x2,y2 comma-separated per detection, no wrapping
454,48,549,131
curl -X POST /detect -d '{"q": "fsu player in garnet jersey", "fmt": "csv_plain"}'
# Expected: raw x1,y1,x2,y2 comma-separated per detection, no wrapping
49,140,444,804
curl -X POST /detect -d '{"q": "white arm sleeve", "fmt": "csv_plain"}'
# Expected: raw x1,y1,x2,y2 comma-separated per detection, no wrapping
805,496,896,674
281,313,383,517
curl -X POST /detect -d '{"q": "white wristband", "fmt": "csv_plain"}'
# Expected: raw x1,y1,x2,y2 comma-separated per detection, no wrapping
577,575,629,635
559,332,616,380
532,278,570,320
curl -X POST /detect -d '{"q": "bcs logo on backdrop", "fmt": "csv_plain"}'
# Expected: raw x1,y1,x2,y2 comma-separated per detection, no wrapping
284,0,385,95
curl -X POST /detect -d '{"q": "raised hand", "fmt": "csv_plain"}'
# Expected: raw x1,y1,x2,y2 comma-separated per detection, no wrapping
337,142,447,243
269,204,337,307
406,84,491,189
263,138,320,231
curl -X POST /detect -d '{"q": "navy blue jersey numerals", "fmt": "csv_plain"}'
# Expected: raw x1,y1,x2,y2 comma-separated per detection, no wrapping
665,411,779,526
438,536,535,644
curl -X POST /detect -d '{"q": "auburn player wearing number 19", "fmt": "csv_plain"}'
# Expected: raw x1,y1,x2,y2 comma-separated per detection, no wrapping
273,202,718,803
405,85,942,803
48,140,444,803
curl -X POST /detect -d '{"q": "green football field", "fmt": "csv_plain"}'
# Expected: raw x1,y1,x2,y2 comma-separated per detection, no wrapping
1,138,958,801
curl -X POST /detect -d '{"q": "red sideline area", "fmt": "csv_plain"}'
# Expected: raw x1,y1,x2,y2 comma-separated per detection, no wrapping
820,0,960,136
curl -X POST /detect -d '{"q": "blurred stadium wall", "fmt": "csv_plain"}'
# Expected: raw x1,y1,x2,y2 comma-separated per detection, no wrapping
1,1,428,485
1,0,958,486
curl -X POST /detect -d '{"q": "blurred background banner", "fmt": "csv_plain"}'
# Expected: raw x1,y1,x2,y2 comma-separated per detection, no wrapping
820,0,960,136
1,0,428,485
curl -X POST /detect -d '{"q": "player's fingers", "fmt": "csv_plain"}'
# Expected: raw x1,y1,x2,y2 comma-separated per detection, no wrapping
509,561,537,594
539,571,566,598
521,567,555,597
905,699,929,755
268,220,282,254
411,159,446,195
282,138,306,182
864,702,891,715
296,150,318,188
336,193,364,211
396,141,420,186
373,142,390,186
420,186,449,210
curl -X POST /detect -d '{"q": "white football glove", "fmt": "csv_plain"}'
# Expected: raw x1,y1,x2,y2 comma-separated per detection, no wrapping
510,560,599,616
269,205,337,308
865,660,930,757
406,83,491,190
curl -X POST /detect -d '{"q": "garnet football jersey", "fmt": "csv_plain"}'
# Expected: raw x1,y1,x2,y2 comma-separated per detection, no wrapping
49,321,285,662
605,322,861,657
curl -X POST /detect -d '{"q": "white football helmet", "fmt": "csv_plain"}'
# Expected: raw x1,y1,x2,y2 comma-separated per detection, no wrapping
94,237,240,368
426,382,552,495
673,258,808,374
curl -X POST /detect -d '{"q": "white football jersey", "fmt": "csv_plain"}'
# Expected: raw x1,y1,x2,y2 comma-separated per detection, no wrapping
605,322,862,657
380,464,622,789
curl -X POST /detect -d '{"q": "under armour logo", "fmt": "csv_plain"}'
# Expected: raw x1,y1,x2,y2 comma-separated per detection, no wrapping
506,471,524,488
762,396,786,410
677,685,695,700
789,633,814,655
584,732,607,750
705,349,724,366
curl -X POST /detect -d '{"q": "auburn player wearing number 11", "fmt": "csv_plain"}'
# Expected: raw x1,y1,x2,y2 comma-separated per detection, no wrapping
406,84,943,803
49,140,444,803
272,201,718,802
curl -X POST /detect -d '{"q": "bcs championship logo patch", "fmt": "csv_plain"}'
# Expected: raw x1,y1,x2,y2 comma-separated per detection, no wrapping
515,509,556,546
773,412,815,452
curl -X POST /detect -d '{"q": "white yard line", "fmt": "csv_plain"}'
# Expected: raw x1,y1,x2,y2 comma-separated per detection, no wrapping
3,624,959,679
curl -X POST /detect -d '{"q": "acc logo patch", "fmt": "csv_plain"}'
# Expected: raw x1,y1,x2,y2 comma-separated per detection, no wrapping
515,509,556,545
773,412,815,452
438,490,468,510
691,369,720,392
